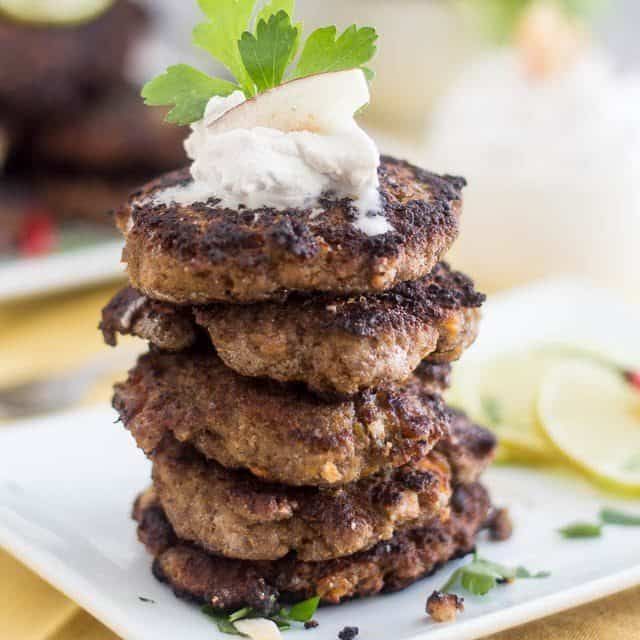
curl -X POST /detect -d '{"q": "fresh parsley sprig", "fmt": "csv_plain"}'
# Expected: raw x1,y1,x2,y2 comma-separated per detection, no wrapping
142,0,378,126
440,552,549,597
202,596,320,635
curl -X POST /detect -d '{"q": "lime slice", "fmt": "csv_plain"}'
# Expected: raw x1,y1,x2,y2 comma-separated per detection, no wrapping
447,351,560,464
0,0,113,25
538,359,640,495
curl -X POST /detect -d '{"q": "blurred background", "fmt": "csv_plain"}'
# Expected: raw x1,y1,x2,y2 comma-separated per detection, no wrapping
1,0,639,300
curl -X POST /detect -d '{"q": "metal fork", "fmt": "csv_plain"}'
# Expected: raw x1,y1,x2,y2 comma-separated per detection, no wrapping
0,350,135,419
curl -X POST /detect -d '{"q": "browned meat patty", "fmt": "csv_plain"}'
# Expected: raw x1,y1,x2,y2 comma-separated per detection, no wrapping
133,482,490,608
102,262,484,394
151,436,452,562
0,1,146,123
113,349,451,487
101,288,197,351
101,287,198,350
32,84,186,173
115,157,464,303
437,409,497,485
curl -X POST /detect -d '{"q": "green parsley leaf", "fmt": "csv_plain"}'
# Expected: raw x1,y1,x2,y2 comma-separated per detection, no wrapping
144,0,378,125
201,605,245,635
292,24,377,79
515,567,551,579
441,553,549,597
202,595,321,634
256,0,301,66
228,607,253,622
239,11,299,93
141,64,238,125
599,507,640,526
558,522,603,538
284,596,320,622
460,567,499,596
275,619,292,631
257,0,294,24
193,0,256,96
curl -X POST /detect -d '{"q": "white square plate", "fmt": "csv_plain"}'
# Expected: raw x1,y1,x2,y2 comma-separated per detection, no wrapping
1,279,640,640
0,240,125,303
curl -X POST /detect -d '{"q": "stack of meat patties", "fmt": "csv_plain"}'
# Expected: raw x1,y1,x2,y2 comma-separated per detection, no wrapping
101,156,498,612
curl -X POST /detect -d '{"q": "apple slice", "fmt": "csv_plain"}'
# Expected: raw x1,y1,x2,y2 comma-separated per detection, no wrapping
208,69,370,135
0,0,113,25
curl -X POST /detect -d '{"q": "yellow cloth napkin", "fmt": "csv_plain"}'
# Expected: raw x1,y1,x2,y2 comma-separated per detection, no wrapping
1,283,639,640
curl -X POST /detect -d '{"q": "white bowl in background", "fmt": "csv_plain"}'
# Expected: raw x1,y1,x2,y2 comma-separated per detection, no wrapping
425,49,640,298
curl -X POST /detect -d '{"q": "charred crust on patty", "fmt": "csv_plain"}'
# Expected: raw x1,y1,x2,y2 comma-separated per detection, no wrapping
133,483,490,608
436,410,497,485
100,286,197,350
151,436,452,562
102,262,483,393
115,157,465,302
113,349,451,487
275,261,485,338
123,157,462,264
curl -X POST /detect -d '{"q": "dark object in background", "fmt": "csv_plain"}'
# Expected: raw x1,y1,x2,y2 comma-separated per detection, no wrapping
0,0,186,251
32,84,186,173
0,181,57,256
32,173,140,225
0,1,146,125
338,627,359,640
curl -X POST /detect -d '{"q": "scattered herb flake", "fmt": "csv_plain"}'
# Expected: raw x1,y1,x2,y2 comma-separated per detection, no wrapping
229,607,253,622
558,522,602,539
202,596,321,635
285,596,320,622
138,596,155,604
599,507,640,526
202,605,246,635
441,552,549,597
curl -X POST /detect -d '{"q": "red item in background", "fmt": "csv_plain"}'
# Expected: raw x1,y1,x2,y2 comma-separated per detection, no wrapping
624,370,640,392
18,208,57,256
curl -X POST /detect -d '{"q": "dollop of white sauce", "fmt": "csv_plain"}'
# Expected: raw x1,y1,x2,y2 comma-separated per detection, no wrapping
151,89,389,236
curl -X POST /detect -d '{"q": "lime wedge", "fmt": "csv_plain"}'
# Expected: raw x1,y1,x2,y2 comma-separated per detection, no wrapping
0,0,113,25
538,359,640,495
447,351,560,464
